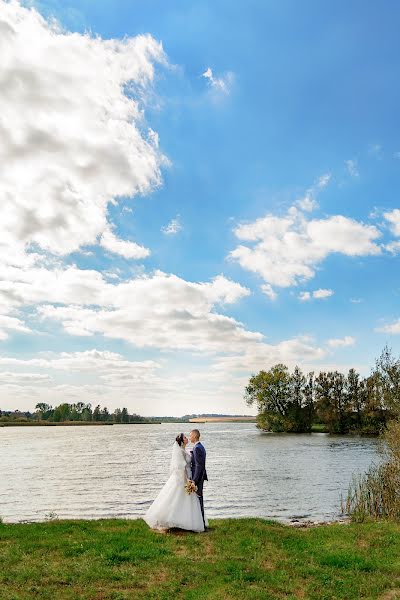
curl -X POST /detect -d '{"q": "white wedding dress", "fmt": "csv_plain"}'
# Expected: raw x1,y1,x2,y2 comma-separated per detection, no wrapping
144,442,207,532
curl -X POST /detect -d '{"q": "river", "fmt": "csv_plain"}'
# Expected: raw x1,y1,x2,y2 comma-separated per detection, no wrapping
0,422,380,523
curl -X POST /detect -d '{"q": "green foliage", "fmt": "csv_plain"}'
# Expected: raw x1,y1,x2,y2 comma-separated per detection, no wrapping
1,402,156,426
0,518,399,599
52,403,71,422
315,370,349,433
93,404,102,421
374,344,400,416
245,364,314,433
246,347,398,434
247,364,315,432
121,407,129,423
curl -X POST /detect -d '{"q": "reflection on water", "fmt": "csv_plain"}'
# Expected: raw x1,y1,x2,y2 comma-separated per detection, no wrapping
0,423,380,523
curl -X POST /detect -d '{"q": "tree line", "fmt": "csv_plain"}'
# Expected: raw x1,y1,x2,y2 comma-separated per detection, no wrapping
245,346,400,435
0,403,152,424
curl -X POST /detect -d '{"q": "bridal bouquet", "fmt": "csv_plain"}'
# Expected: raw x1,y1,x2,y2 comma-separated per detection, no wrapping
184,480,197,495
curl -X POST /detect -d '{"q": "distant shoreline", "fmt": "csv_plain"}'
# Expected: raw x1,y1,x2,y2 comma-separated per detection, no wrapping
0,420,160,427
0,417,257,427
189,416,256,423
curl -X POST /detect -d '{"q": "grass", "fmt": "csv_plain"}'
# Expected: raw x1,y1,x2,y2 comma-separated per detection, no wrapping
1,519,400,599
311,423,330,433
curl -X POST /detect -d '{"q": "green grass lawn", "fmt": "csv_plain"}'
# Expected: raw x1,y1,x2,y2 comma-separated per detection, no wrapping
1,518,400,599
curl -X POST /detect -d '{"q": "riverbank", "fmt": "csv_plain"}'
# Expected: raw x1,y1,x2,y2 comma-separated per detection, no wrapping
189,416,256,423
0,518,399,599
0,420,160,426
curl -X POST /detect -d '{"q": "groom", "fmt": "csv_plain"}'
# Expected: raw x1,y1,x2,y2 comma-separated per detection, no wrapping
189,429,208,529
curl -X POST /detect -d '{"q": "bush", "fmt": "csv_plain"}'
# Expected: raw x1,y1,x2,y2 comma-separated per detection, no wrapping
256,412,285,432
342,420,400,521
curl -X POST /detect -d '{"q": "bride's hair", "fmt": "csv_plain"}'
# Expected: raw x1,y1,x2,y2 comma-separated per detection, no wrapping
175,433,185,446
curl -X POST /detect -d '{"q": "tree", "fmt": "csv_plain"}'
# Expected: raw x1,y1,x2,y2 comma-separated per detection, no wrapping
35,403,53,420
287,366,312,432
346,368,365,431
93,405,102,421
303,371,315,430
101,406,110,421
315,371,333,428
113,408,122,423
245,364,291,432
52,403,71,422
363,373,388,434
121,407,129,423
374,345,400,416
69,404,80,421
331,371,349,433
316,371,350,433
81,404,92,421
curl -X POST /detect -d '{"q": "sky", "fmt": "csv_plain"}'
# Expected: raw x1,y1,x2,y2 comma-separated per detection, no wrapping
1,0,400,416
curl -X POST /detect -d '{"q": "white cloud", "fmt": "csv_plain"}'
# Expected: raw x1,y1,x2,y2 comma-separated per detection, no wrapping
299,289,333,301
0,0,166,264
161,216,182,235
317,174,331,188
327,336,355,348
384,240,400,254
100,227,150,259
384,209,400,236
33,271,258,352
202,274,250,305
346,159,359,177
0,371,51,384
313,288,334,299
307,216,379,254
0,349,160,378
0,349,169,413
0,264,108,311
350,298,363,304
0,314,31,340
261,284,277,301
375,319,400,335
212,335,327,374
299,291,311,301
297,196,319,212
230,205,381,288
202,67,234,95
296,173,331,212
0,340,325,415
0,238,256,352
0,4,383,416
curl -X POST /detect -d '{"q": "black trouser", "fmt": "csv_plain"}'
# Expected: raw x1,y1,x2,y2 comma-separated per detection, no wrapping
196,479,206,527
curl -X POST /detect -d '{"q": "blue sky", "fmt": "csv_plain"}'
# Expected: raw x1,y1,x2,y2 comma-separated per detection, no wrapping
0,0,399,415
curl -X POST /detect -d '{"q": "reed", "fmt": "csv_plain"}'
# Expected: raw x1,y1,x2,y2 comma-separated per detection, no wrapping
342,420,400,521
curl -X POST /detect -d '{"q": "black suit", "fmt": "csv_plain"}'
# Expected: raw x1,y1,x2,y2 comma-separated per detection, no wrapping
191,442,208,526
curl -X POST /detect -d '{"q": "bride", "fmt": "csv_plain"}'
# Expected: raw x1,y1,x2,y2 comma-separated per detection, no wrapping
144,433,207,532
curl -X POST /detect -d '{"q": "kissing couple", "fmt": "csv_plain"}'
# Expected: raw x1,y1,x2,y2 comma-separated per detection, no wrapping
144,429,208,532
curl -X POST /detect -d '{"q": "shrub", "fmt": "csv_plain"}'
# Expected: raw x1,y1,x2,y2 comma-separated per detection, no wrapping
342,420,400,521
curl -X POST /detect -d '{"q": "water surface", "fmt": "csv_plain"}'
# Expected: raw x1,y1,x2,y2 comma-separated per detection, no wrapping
0,423,380,523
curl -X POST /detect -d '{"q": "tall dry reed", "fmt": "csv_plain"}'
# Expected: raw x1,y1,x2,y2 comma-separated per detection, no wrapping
341,420,400,521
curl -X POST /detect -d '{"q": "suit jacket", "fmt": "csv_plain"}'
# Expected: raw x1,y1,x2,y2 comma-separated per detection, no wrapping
191,442,208,485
